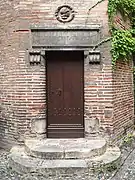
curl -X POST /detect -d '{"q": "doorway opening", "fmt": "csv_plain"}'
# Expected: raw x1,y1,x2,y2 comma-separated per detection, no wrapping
46,51,84,138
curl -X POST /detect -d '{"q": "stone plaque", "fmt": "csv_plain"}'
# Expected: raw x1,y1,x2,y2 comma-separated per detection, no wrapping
31,27,100,48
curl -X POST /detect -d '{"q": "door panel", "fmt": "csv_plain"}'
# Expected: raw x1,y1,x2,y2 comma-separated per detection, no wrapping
46,51,84,138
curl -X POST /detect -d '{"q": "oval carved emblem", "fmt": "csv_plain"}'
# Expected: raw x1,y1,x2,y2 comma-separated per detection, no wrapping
55,5,75,23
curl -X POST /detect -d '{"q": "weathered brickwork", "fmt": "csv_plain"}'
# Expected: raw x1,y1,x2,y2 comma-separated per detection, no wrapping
0,0,134,148
112,61,134,141
0,0,19,147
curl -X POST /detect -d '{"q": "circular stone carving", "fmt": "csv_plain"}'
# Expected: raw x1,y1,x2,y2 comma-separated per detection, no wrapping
55,5,75,23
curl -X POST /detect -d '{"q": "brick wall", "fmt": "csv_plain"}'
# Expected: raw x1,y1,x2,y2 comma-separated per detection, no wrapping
112,61,134,141
0,0,134,148
0,0,20,148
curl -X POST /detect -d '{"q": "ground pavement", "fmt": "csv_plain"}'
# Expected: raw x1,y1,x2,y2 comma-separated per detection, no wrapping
111,144,135,180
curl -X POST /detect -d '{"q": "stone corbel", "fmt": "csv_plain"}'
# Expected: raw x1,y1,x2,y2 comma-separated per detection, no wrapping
84,50,101,64
29,50,46,65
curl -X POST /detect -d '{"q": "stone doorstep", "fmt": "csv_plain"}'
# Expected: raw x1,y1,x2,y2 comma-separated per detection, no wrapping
9,146,121,175
25,138,107,159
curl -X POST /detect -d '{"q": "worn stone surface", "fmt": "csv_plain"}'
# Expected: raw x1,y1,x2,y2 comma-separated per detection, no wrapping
31,27,100,48
9,144,121,176
111,141,135,180
1,144,135,180
25,138,107,159
86,146,121,170
8,144,135,180
2,140,135,180
8,138,121,177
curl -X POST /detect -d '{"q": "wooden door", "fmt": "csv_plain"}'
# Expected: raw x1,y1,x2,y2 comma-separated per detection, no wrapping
46,51,84,138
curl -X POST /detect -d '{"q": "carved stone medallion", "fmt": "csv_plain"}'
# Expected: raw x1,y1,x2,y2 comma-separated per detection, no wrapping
55,5,75,23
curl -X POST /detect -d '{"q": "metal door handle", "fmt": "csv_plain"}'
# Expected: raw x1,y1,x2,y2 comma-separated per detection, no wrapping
57,88,62,96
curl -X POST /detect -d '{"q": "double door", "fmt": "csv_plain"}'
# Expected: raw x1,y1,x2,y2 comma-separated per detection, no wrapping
46,51,84,138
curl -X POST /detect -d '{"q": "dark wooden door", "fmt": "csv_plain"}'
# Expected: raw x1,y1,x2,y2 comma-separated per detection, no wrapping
46,51,84,138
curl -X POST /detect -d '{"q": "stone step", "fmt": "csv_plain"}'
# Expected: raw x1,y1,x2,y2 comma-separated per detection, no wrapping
25,138,107,159
9,145,121,176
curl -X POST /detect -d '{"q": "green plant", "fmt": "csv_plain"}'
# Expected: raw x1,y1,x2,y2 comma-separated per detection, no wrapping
122,133,134,146
111,30,135,65
108,0,135,66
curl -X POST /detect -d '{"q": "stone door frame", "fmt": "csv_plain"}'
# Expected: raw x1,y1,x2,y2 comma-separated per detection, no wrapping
29,25,101,138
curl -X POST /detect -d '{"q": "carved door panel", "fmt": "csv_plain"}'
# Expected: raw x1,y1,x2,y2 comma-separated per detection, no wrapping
47,51,84,138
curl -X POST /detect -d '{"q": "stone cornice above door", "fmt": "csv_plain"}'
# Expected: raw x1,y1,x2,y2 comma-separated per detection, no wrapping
30,25,101,51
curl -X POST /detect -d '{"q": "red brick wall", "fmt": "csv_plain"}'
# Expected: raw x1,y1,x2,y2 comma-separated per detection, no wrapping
0,0,20,147
0,0,134,148
112,61,134,141
84,42,114,136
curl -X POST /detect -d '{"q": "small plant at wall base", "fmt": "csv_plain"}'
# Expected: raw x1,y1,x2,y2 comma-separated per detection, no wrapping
108,0,135,66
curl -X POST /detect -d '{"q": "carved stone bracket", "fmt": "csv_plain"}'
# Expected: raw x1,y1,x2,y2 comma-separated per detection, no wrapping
29,50,45,65
84,50,101,64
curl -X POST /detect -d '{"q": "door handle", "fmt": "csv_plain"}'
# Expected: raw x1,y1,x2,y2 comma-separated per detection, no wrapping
57,88,62,96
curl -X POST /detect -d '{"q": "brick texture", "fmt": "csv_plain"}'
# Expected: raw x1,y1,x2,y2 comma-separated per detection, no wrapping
0,0,134,148
112,61,134,141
